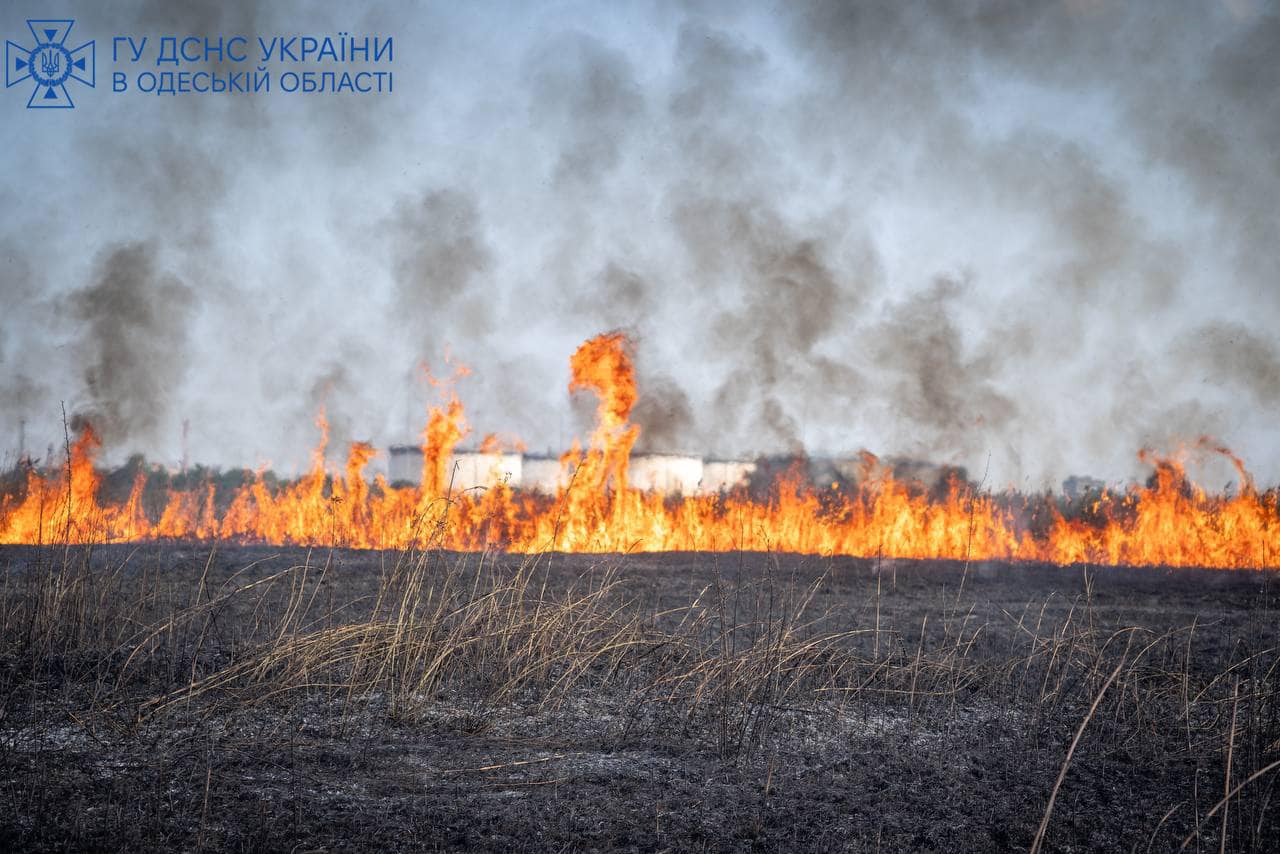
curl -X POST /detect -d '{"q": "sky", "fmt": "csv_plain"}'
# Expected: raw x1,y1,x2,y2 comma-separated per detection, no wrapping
0,0,1277,490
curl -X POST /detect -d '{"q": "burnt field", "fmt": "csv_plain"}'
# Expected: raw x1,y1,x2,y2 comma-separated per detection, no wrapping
1,544,1278,852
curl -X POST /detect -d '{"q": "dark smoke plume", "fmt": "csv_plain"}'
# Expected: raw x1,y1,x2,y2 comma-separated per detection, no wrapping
388,189,494,343
866,276,1018,454
68,243,198,448
1181,322,1280,406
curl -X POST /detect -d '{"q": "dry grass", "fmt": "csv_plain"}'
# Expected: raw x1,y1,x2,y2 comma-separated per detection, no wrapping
0,503,1278,851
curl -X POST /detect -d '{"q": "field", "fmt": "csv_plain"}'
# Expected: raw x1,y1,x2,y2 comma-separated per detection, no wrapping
1,543,1278,852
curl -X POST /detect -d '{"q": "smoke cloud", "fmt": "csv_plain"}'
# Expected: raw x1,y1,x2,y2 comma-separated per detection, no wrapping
68,243,198,446
387,188,494,342
2,0,1277,487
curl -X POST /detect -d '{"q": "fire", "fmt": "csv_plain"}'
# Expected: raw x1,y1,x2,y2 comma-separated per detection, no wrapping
1,332,1277,569
565,330,640,493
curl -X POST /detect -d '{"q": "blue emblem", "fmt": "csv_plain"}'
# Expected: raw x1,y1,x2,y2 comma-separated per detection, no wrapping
6,19,94,109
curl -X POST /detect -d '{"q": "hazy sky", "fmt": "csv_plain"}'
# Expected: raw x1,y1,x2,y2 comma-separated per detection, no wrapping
1,0,1277,489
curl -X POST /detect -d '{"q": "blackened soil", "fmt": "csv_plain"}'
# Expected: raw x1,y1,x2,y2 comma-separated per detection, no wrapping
1,545,1277,852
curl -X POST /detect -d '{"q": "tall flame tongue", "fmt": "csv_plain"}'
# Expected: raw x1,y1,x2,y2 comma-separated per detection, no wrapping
567,331,640,493
1,332,1277,569
420,392,468,502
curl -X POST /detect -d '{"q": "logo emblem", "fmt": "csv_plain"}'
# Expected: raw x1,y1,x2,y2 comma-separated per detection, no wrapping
6,19,94,109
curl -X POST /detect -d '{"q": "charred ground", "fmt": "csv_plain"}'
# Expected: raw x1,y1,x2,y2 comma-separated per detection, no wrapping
1,545,1277,852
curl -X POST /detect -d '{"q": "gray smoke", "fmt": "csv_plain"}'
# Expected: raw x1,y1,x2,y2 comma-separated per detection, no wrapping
388,188,494,343
572,263,651,328
674,197,872,455
631,372,695,454
526,32,645,189
2,0,1278,486
300,341,385,462
0,238,49,423
1181,322,1280,407
68,243,198,447
865,276,1018,458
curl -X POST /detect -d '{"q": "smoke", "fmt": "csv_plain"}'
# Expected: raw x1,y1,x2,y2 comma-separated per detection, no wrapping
67,243,198,447
300,340,386,462
3,0,1278,485
572,263,651,328
1180,322,1280,407
864,276,1018,458
0,238,50,430
526,32,645,189
631,372,695,454
387,188,494,343
674,196,872,455
0,373,42,412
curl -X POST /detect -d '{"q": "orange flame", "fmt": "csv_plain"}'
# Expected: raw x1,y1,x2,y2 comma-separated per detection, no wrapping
1,333,1277,569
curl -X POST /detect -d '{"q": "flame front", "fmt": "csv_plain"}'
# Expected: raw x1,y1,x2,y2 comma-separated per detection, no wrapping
2,332,1277,569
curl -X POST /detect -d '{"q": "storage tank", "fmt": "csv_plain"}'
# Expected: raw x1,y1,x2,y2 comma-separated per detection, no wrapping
628,454,703,495
388,444,423,485
521,454,572,494
447,451,522,493
700,459,757,493
386,445,521,492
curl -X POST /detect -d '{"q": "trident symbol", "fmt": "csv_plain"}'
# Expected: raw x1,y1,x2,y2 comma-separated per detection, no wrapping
7,19,95,108
39,48,60,77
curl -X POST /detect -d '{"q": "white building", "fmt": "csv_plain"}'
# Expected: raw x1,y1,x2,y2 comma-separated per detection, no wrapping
521,454,571,494
448,451,522,493
628,454,704,495
387,445,422,484
386,444,760,497
387,445,522,492
700,459,757,493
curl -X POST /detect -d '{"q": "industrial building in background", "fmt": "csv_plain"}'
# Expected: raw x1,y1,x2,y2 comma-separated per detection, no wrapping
385,446,979,497
387,446,756,495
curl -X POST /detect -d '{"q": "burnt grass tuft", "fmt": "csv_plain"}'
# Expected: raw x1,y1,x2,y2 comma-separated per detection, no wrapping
1,544,1278,852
